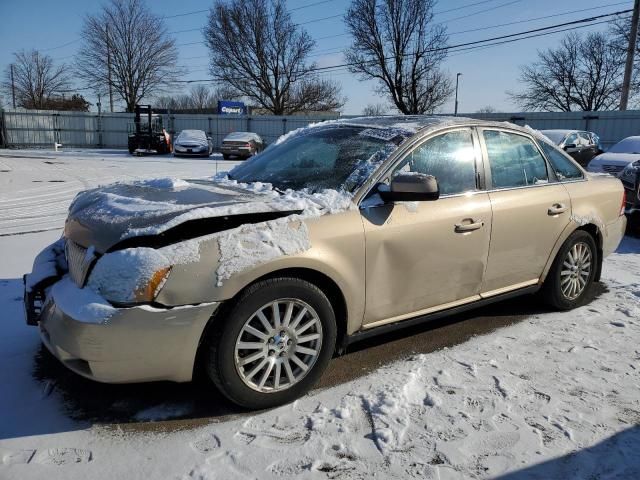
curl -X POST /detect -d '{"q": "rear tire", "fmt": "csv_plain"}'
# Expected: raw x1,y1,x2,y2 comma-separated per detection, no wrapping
204,277,337,409
542,230,597,310
222,154,230,160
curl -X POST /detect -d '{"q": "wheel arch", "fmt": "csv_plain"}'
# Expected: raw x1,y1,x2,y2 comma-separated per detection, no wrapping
576,223,603,281
194,267,350,377
541,222,603,284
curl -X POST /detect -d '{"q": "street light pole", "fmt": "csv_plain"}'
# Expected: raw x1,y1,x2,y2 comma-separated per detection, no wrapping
454,73,462,116
621,0,640,110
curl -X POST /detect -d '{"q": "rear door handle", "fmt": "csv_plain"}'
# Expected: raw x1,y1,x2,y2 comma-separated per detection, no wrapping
455,219,484,233
548,203,567,215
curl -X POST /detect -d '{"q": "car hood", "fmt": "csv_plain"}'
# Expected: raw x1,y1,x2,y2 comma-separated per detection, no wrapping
589,152,640,166
65,179,304,253
175,136,208,147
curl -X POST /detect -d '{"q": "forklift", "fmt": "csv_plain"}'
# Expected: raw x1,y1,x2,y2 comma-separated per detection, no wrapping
127,104,172,155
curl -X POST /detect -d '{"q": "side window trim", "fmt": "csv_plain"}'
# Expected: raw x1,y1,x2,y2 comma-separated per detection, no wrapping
381,127,483,197
537,139,585,182
478,127,558,191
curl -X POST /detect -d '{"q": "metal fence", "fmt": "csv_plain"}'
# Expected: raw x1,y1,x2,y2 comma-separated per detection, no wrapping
1,108,640,150
0,109,339,149
461,110,640,149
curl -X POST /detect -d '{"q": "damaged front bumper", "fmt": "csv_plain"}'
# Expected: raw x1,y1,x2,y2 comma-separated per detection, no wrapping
24,271,220,384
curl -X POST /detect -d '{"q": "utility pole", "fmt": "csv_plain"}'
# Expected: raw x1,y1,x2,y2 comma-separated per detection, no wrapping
10,64,16,109
454,73,462,116
106,25,114,113
621,0,640,111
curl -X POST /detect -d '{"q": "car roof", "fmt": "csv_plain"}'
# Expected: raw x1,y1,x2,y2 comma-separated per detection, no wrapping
318,115,548,139
539,129,582,134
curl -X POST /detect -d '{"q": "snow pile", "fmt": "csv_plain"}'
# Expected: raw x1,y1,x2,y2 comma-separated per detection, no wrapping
122,179,354,240
273,120,335,145
50,276,117,324
24,238,66,291
132,178,191,190
217,217,310,285
87,248,171,303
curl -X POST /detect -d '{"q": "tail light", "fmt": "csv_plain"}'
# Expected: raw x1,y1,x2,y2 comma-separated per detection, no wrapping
620,190,626,216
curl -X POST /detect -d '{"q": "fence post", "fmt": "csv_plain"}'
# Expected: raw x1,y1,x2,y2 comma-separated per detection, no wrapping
282,117,287,135
584,114,598,132
53,113,60,146
246,115,251,133
97,113,103,148
0,109,6,148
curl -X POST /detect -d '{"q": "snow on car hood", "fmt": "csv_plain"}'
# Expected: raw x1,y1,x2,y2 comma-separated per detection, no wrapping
65,177,354,253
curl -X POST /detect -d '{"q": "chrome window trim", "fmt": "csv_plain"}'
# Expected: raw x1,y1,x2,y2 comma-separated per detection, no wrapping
354,123,591,206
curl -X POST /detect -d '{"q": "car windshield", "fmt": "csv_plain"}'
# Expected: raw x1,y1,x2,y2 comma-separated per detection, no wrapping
540,131,568,145
608,137,640,154
228,126,408,191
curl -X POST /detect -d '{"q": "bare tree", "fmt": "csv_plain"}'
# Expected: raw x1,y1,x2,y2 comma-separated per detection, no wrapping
189,85,214,110
344,0,453,114
476,106,498,114
156,85,241,111
204,0,345,114
362,103,388,115
510,32,625,112
75,0,180,112
2,50,71,109
610,16,640,102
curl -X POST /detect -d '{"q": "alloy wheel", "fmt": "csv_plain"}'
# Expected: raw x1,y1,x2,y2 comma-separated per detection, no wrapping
234,299,323,393
560,241,592,300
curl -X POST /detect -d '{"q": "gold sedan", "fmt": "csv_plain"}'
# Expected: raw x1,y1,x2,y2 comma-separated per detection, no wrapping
25,117,627,409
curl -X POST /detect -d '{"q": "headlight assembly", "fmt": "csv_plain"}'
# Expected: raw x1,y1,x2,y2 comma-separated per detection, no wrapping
87,248,172,304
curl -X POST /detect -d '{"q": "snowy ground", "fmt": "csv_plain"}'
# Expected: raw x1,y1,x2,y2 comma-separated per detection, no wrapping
1,150,639,479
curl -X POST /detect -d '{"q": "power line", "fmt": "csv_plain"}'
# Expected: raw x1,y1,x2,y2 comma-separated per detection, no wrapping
434,0,502,15
449,1,632,35
442,0,524,24
172,9,630,83
290,0,337,11
297,13,344,25
41,38,81,52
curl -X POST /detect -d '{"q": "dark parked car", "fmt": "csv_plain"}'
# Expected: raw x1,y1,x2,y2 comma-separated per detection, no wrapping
221,132,264,159
619,160,640,228
540,130,602,167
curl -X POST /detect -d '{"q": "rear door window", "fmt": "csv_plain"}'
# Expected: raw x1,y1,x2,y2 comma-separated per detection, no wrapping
483,130,549,189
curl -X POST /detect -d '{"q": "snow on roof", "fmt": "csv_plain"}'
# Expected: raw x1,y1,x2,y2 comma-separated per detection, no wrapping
177,130,207,140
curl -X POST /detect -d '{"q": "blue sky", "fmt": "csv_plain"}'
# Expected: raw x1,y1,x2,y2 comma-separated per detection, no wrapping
0,0,630,114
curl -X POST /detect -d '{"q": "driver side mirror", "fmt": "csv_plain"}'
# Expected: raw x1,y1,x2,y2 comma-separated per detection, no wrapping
378,173,439,202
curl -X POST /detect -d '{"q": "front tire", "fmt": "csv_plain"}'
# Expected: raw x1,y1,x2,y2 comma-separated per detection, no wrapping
204,277,337,409
542,230,597,310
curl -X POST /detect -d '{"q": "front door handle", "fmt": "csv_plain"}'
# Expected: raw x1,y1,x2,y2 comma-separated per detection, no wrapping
548,203,568,215
455,219,484,233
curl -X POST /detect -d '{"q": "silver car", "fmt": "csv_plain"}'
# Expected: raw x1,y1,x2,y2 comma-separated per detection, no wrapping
173,130,213,157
